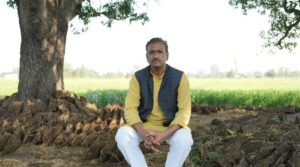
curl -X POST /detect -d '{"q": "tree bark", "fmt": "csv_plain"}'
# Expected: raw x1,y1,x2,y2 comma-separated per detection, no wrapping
16,0,81,103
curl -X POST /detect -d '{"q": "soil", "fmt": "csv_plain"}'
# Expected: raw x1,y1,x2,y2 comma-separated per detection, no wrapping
0,91,300,167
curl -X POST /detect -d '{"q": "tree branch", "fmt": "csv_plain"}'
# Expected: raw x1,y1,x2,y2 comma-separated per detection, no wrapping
276,18,300,47
60,0,85,22
283,0,300,15
275,0,300,48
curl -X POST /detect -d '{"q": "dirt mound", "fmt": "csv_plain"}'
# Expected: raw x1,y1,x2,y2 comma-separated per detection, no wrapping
0,91,124,163
191,109,300,166
1,93,300,166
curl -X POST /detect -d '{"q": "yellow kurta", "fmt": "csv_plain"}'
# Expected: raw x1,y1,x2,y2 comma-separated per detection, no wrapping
124,71,191,131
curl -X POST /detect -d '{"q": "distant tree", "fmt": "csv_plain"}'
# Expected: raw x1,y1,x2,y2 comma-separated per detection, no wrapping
12,67,19,74
195,71,207,78
226,69,236,78
101,71,125,78
289,70,300,77
7,0,151,103
210,65,222,78
63,63,75,78
229,0,300,50
278,67,289,77
71,66,99,78
265,69,276,77
253,71,264,78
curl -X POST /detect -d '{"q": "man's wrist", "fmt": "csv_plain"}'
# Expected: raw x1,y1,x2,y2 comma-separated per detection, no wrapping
133,122,147,136
165,124,181,136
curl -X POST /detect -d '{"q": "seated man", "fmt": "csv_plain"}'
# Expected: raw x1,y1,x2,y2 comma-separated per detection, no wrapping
115,37,193,167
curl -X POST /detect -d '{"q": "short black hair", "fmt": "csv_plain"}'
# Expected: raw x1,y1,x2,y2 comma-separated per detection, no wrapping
146,37,169,54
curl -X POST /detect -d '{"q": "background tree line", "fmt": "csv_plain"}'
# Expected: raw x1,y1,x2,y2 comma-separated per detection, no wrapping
188,66,300,78
64,64,133,78
63,64,99,78
63,65,300,78
6,64,300,79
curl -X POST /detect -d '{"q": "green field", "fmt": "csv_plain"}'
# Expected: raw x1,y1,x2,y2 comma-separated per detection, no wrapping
1,77,300,107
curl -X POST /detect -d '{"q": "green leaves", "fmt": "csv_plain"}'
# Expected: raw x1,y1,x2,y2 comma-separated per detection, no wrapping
100,0,149,27
75,0,149,31
6,0,16,9
229,0,300,51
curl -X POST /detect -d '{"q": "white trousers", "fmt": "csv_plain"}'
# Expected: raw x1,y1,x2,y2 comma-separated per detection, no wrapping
115,125,193,167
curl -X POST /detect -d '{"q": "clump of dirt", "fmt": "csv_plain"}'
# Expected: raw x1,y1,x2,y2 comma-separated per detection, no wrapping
190,105,300,167
0,91,125,165
1,93,300,167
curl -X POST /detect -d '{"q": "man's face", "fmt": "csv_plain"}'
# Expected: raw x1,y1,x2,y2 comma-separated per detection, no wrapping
146,42,168,68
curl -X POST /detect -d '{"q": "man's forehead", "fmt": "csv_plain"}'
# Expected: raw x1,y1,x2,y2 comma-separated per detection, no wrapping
148,43,165,49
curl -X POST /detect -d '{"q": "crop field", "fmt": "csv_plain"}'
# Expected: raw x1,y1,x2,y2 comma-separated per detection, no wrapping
1,77,300,107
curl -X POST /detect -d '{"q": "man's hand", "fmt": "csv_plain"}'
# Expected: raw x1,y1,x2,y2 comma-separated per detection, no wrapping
149,124,182,147
133,123,159,152
133,123,181,152
149,131,168,145
144,135,159,152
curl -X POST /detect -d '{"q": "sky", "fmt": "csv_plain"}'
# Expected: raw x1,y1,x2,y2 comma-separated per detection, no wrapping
1,0,300,75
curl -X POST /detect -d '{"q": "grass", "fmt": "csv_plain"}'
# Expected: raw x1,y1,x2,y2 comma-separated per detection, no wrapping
1,77,300,107
191,89,300,108
0,78,18,96
64,78,130,93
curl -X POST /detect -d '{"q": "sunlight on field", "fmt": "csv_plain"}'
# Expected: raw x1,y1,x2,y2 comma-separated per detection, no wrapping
1,77,300,107
0,79,18,96
0,78,130,96
1,78,300,96
64,78,130,93
189,78,300,90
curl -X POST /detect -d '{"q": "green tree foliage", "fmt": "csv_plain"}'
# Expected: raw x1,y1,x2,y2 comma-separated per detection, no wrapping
64,64,100,78
226,69,236,78
71,66,100,78
63,64,75,78
265,69,276,77
229,0,300,50
7,0,150,30
210,65,223,78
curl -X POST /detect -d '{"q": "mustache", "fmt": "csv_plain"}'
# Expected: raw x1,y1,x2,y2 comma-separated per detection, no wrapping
151,58,160,62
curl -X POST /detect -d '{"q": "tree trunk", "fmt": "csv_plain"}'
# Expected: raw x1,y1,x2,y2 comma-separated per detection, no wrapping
16,0,80,103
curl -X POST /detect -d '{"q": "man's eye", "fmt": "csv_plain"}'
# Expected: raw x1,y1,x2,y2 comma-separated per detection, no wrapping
149,51,155,54
149,50,163,55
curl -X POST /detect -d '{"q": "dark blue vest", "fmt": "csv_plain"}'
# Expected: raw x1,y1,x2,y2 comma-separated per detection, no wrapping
135,64,183,126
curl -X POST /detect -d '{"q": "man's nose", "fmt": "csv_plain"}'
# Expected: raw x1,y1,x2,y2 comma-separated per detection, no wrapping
153,52,160,58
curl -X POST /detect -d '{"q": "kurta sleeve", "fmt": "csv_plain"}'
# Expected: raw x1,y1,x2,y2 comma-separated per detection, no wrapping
124,75,142,126
170,73,191,128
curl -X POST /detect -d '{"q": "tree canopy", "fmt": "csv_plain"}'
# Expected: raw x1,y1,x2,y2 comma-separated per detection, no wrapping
7,0,150,30
229,0,300,51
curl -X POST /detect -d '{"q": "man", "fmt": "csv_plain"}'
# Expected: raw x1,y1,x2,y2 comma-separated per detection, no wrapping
115,37,193,167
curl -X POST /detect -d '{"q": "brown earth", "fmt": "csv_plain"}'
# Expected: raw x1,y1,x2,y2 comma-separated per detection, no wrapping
0,91,300,167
